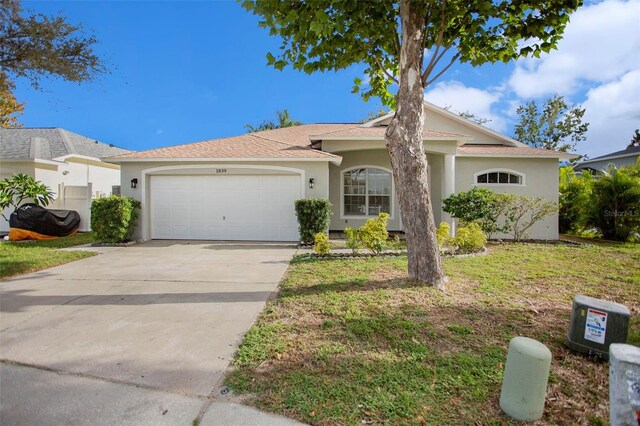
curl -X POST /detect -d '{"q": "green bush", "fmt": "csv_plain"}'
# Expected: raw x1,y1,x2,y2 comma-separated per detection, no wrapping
313,232,331,256
344,226,362,254
442,188,509,238
559,167,593,234
294,198,332,244
587,164,640,241
454,222,487,253
359,212,389,254
91,196,141,243
436,222,454,252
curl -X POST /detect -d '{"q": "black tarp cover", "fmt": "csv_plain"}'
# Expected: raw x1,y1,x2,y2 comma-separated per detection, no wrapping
9,203,81,237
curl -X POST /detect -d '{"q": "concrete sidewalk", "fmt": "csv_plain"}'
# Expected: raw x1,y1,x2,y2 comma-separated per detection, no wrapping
0,240,305,425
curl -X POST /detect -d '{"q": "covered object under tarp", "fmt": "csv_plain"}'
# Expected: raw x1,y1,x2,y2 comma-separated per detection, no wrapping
8,203,81,241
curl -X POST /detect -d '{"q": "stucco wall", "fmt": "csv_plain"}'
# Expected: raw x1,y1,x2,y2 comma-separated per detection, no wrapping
328,149,443,231
455,157,560,240
118,160,330,240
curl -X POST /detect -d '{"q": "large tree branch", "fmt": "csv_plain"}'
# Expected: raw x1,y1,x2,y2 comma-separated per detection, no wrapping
425,51,461,86
374,55,399,84
422,1,448,85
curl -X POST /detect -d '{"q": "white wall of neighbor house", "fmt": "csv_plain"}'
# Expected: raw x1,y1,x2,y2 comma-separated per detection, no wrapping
0,159,121,233
455,157,560,240
117,160,330,240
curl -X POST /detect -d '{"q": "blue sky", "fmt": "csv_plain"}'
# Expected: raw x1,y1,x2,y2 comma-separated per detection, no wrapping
14,0,640,157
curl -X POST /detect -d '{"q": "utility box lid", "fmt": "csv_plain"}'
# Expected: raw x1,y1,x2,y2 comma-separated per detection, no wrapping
566,295,631,360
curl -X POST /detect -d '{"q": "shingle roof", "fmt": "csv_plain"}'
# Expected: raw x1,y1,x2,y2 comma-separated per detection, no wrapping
0,128,131,160
578,145,640,164
108,124,352,161
457,144,577,159
108,131,342,160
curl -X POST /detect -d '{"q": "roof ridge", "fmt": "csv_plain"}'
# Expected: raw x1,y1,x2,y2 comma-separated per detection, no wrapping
307,124,361,138
57,128,75,155
249,132,340,158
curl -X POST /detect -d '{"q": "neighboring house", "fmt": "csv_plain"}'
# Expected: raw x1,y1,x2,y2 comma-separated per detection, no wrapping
573,146,639,173
0,128,131,232
106,102,575,242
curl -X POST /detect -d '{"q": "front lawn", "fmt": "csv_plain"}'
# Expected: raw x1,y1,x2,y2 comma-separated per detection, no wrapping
225,242,639,425
0,232,96,279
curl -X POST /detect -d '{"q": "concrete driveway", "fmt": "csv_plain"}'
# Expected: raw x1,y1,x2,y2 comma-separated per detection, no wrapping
0,240,302,425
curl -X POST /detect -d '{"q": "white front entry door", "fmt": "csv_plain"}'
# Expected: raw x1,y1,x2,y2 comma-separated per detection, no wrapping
150,174,301,241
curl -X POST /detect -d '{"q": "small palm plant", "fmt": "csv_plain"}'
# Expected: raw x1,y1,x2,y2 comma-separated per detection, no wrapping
0,173,55,222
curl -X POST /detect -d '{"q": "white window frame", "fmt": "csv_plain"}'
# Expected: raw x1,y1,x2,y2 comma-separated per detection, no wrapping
340,165,394,219
474,168,526,187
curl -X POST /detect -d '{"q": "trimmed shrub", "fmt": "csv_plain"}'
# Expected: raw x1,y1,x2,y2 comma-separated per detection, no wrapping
454,222,487,253
344,226,362,254
442,187,509,238
587,164,640,241
294,198,332,244
91,196,141,243
313,232,331,256
359,212,389,254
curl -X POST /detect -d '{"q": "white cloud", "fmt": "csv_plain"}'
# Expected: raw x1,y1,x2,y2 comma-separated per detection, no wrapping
579,70,640,157
424,80,507,132
508,0,640,98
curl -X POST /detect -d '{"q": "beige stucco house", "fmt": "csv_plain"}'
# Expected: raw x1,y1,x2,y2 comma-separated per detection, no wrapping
0,128,130,232
107,102,574,242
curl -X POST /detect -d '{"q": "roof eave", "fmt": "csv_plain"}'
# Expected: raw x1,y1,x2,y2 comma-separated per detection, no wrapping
457,152,578,160
104,156,343,165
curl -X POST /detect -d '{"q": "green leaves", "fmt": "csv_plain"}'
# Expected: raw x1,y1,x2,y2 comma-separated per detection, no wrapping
0,0,105,90
90,196,141,243
0,173,55,221
513,94,589,154
294,198,332,244
242,0,581,105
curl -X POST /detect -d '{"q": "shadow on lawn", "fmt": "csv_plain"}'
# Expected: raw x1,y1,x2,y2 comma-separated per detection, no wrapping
279,277,424,298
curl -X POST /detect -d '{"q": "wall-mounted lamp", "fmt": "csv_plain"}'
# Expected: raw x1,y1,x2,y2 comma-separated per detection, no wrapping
130,178,138,189
309,178,315,189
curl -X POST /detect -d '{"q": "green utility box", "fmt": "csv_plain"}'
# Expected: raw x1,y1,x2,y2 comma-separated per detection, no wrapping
566,295,630,360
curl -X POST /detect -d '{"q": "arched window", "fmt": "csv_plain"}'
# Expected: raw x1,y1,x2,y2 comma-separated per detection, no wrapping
474,169,525,186
342,167,392,217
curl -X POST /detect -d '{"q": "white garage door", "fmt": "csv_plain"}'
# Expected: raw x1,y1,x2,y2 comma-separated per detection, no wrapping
150,174,301,241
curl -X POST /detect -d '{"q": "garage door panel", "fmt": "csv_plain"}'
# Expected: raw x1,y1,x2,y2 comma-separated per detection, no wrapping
151,174,301,241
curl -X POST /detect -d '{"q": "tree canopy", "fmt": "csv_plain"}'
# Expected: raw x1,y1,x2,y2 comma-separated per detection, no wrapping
513,94,589,153
243,0,580,107
0,0,105,126
245,109,302,132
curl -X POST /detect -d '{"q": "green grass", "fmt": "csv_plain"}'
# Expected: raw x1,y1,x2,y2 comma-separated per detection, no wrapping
225,242,640,425
0,232,96,279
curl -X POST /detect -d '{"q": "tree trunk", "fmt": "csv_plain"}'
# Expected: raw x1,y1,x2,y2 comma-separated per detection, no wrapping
385,0,445,288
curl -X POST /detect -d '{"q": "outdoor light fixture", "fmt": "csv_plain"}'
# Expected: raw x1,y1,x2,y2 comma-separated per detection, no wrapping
130,178,138,189
309,178,315,189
